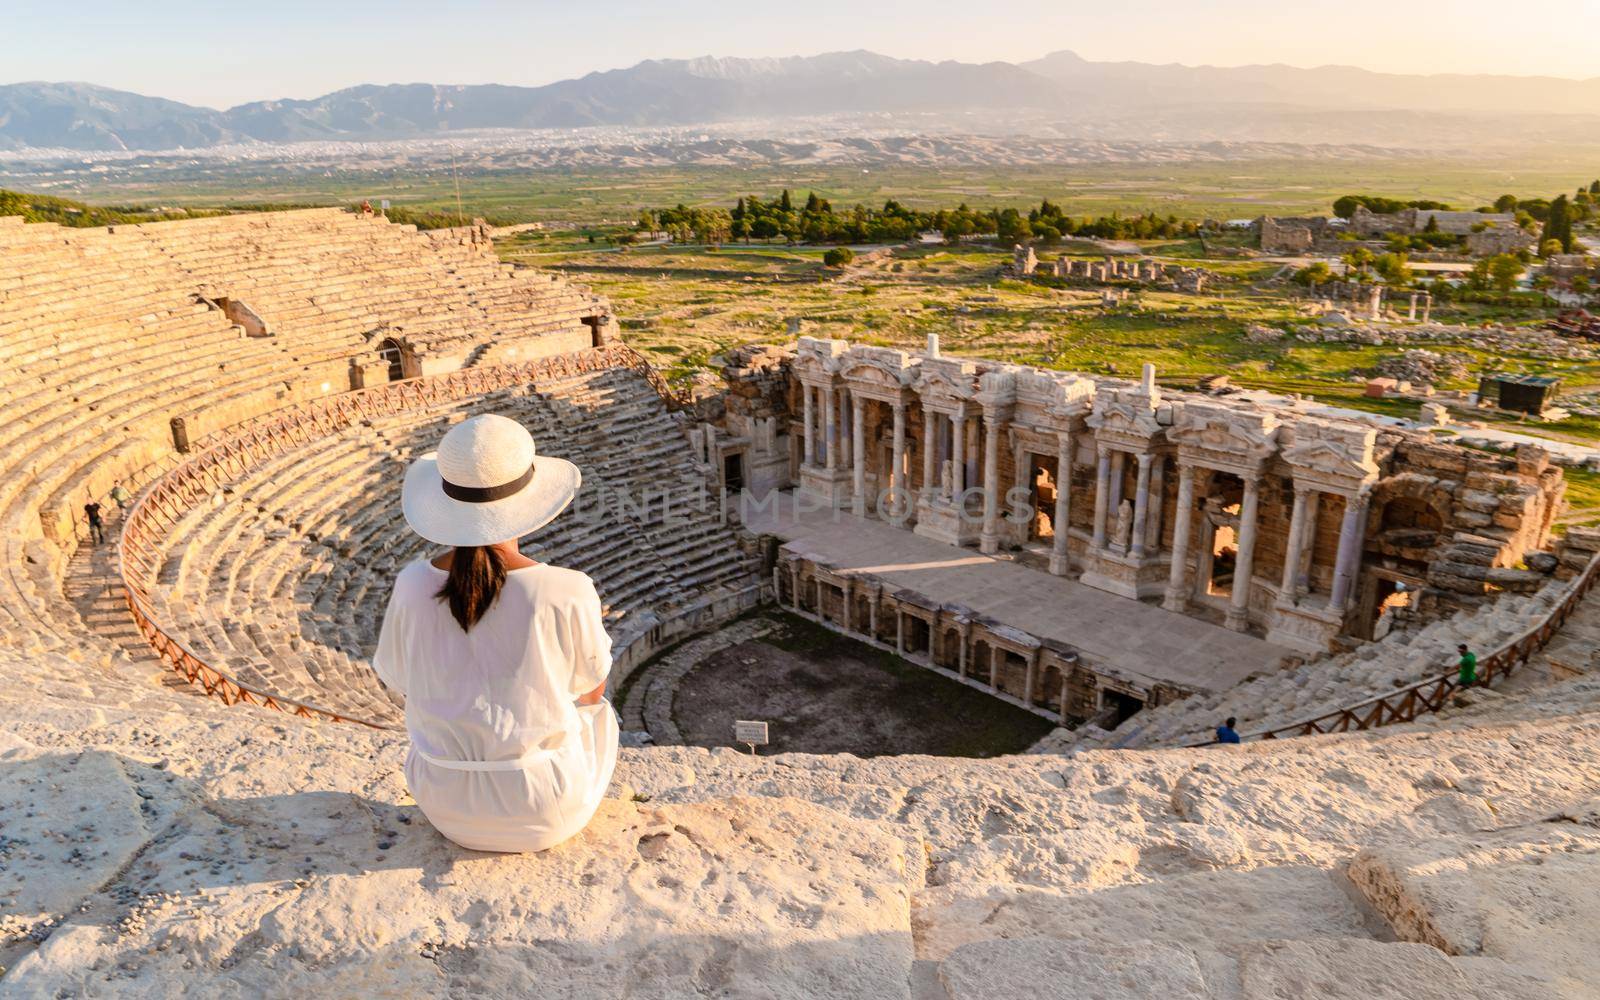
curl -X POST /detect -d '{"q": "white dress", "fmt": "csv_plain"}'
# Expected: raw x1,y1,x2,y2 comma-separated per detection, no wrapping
373,559,618,853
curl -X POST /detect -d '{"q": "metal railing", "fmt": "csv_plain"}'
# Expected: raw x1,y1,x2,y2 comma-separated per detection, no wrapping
117,345,673,725
1190,553,1600,745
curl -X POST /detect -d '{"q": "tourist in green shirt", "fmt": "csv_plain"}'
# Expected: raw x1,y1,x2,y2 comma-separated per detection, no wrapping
1456,644,1478,686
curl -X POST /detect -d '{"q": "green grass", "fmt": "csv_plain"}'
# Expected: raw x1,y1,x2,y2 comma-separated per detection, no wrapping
12,154,1600,226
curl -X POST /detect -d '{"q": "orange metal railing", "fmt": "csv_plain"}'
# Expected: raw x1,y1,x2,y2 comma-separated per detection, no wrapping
117,345,676,725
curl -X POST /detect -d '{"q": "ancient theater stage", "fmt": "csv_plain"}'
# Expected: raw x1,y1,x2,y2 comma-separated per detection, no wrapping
743,492,1289,694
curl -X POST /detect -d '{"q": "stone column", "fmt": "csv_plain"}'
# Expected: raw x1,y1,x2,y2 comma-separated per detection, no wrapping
841,580,853,632
921,407,937,502
1163,463,1196,612
867,588,879,637
896,610,905,655
951,411,967,499
1130,452,1153,559
1012,439,1031,536
1023,650,1038,708
989,644,1002,693
891,400,907,507
851,396,866,517
1329,491,1370,613
790,563,802,612
1091,445,1112,549
1144,457,1166,555
1297,492,1321,593
957,628,968,678
980,414,1002,554
1226,477,1262,632
822,385,837,472
1108,450,1126,515
802,383,815,468
1050,430,1073,576
839,389,851,468
1278,486,1311,604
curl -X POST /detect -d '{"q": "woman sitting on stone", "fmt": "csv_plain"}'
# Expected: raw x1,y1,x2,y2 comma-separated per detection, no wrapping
375,413,616,853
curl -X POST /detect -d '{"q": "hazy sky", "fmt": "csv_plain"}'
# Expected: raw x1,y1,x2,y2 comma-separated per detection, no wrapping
6,0,1599,108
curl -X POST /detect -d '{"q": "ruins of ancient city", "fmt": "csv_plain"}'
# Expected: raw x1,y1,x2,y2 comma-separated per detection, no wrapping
5,11,1600,996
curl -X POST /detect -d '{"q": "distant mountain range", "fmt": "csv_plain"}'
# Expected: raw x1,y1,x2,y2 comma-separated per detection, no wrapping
4,50,1599,152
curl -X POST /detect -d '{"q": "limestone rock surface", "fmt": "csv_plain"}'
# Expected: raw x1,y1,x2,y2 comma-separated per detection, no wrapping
4,644,1600,997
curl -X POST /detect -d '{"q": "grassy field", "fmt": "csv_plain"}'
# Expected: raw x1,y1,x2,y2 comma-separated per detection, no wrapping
533,239,1599,383
12,155,1600,225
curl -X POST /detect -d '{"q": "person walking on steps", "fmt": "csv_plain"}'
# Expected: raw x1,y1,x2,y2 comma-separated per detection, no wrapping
1215,717,1242,744
84,500,105,545
1456,643,1478,688
375,413,616,853
110,481,131,516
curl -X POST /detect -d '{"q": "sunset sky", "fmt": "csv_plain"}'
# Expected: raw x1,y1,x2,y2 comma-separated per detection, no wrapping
6,0,1598,107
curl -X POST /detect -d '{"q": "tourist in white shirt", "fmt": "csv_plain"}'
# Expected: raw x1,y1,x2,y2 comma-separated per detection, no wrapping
374,413,617,853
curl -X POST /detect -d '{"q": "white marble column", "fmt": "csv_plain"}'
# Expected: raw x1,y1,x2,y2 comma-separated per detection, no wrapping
1226,477,1262,632
980,414,1002,554
951,411,967,500
1130,452,1153,558
1108,450,1126,515
1050,430,1073,576
1297,492,1321,593
1278,486,1311,604
890,400,907,511
1091,445,1112,549
1163,463,1197,612
851,395,866,517
823,385,837,472
1023,651,1038,708
1329,491,1370,613
1144,457,1166,555
921,407,937,502
801,384,815,468
1012,439,1031,538
989,644,1002,693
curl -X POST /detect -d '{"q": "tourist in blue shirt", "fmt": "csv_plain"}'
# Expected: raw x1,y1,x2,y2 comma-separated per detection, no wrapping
1215,717,1242,744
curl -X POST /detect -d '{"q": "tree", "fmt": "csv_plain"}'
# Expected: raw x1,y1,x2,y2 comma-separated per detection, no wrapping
1343,247,1375,275
780,189,793,213
1489,254,1524,294
1539,194,1574,254
1293,262,1333,287
1493,194,1519,213
822,247,854,268
1541,239,1565,258
1374,252,1412,286
1591,180,1599,196
1423,214,1440,234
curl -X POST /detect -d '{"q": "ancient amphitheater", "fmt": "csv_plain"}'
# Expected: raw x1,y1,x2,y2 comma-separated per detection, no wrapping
2,208,1598,998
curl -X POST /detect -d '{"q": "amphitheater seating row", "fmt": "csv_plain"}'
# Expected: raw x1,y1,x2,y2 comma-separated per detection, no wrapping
142,366,759,723
0,209,605,653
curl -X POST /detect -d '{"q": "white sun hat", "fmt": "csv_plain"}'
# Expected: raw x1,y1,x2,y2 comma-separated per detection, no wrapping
401,413,581,548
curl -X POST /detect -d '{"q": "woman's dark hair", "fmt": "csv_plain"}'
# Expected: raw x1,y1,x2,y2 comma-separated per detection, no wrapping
435,545,506,631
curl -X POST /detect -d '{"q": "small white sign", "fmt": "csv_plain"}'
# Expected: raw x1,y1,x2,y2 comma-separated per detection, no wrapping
734,720,769,752
380,199,391,211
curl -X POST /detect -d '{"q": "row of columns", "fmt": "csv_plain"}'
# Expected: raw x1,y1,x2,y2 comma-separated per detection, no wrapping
805,390,1375,632
1160,466,1371,628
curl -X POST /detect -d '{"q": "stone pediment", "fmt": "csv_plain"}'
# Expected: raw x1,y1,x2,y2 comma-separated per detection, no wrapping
1015,368,1095,418
1169,402,1280,470
1087,384,1165,445
1279,418,1380,488
792,336,850,380
915,357,979,403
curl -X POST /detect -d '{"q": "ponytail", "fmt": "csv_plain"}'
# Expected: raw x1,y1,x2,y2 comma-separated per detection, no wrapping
435,545,506,631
